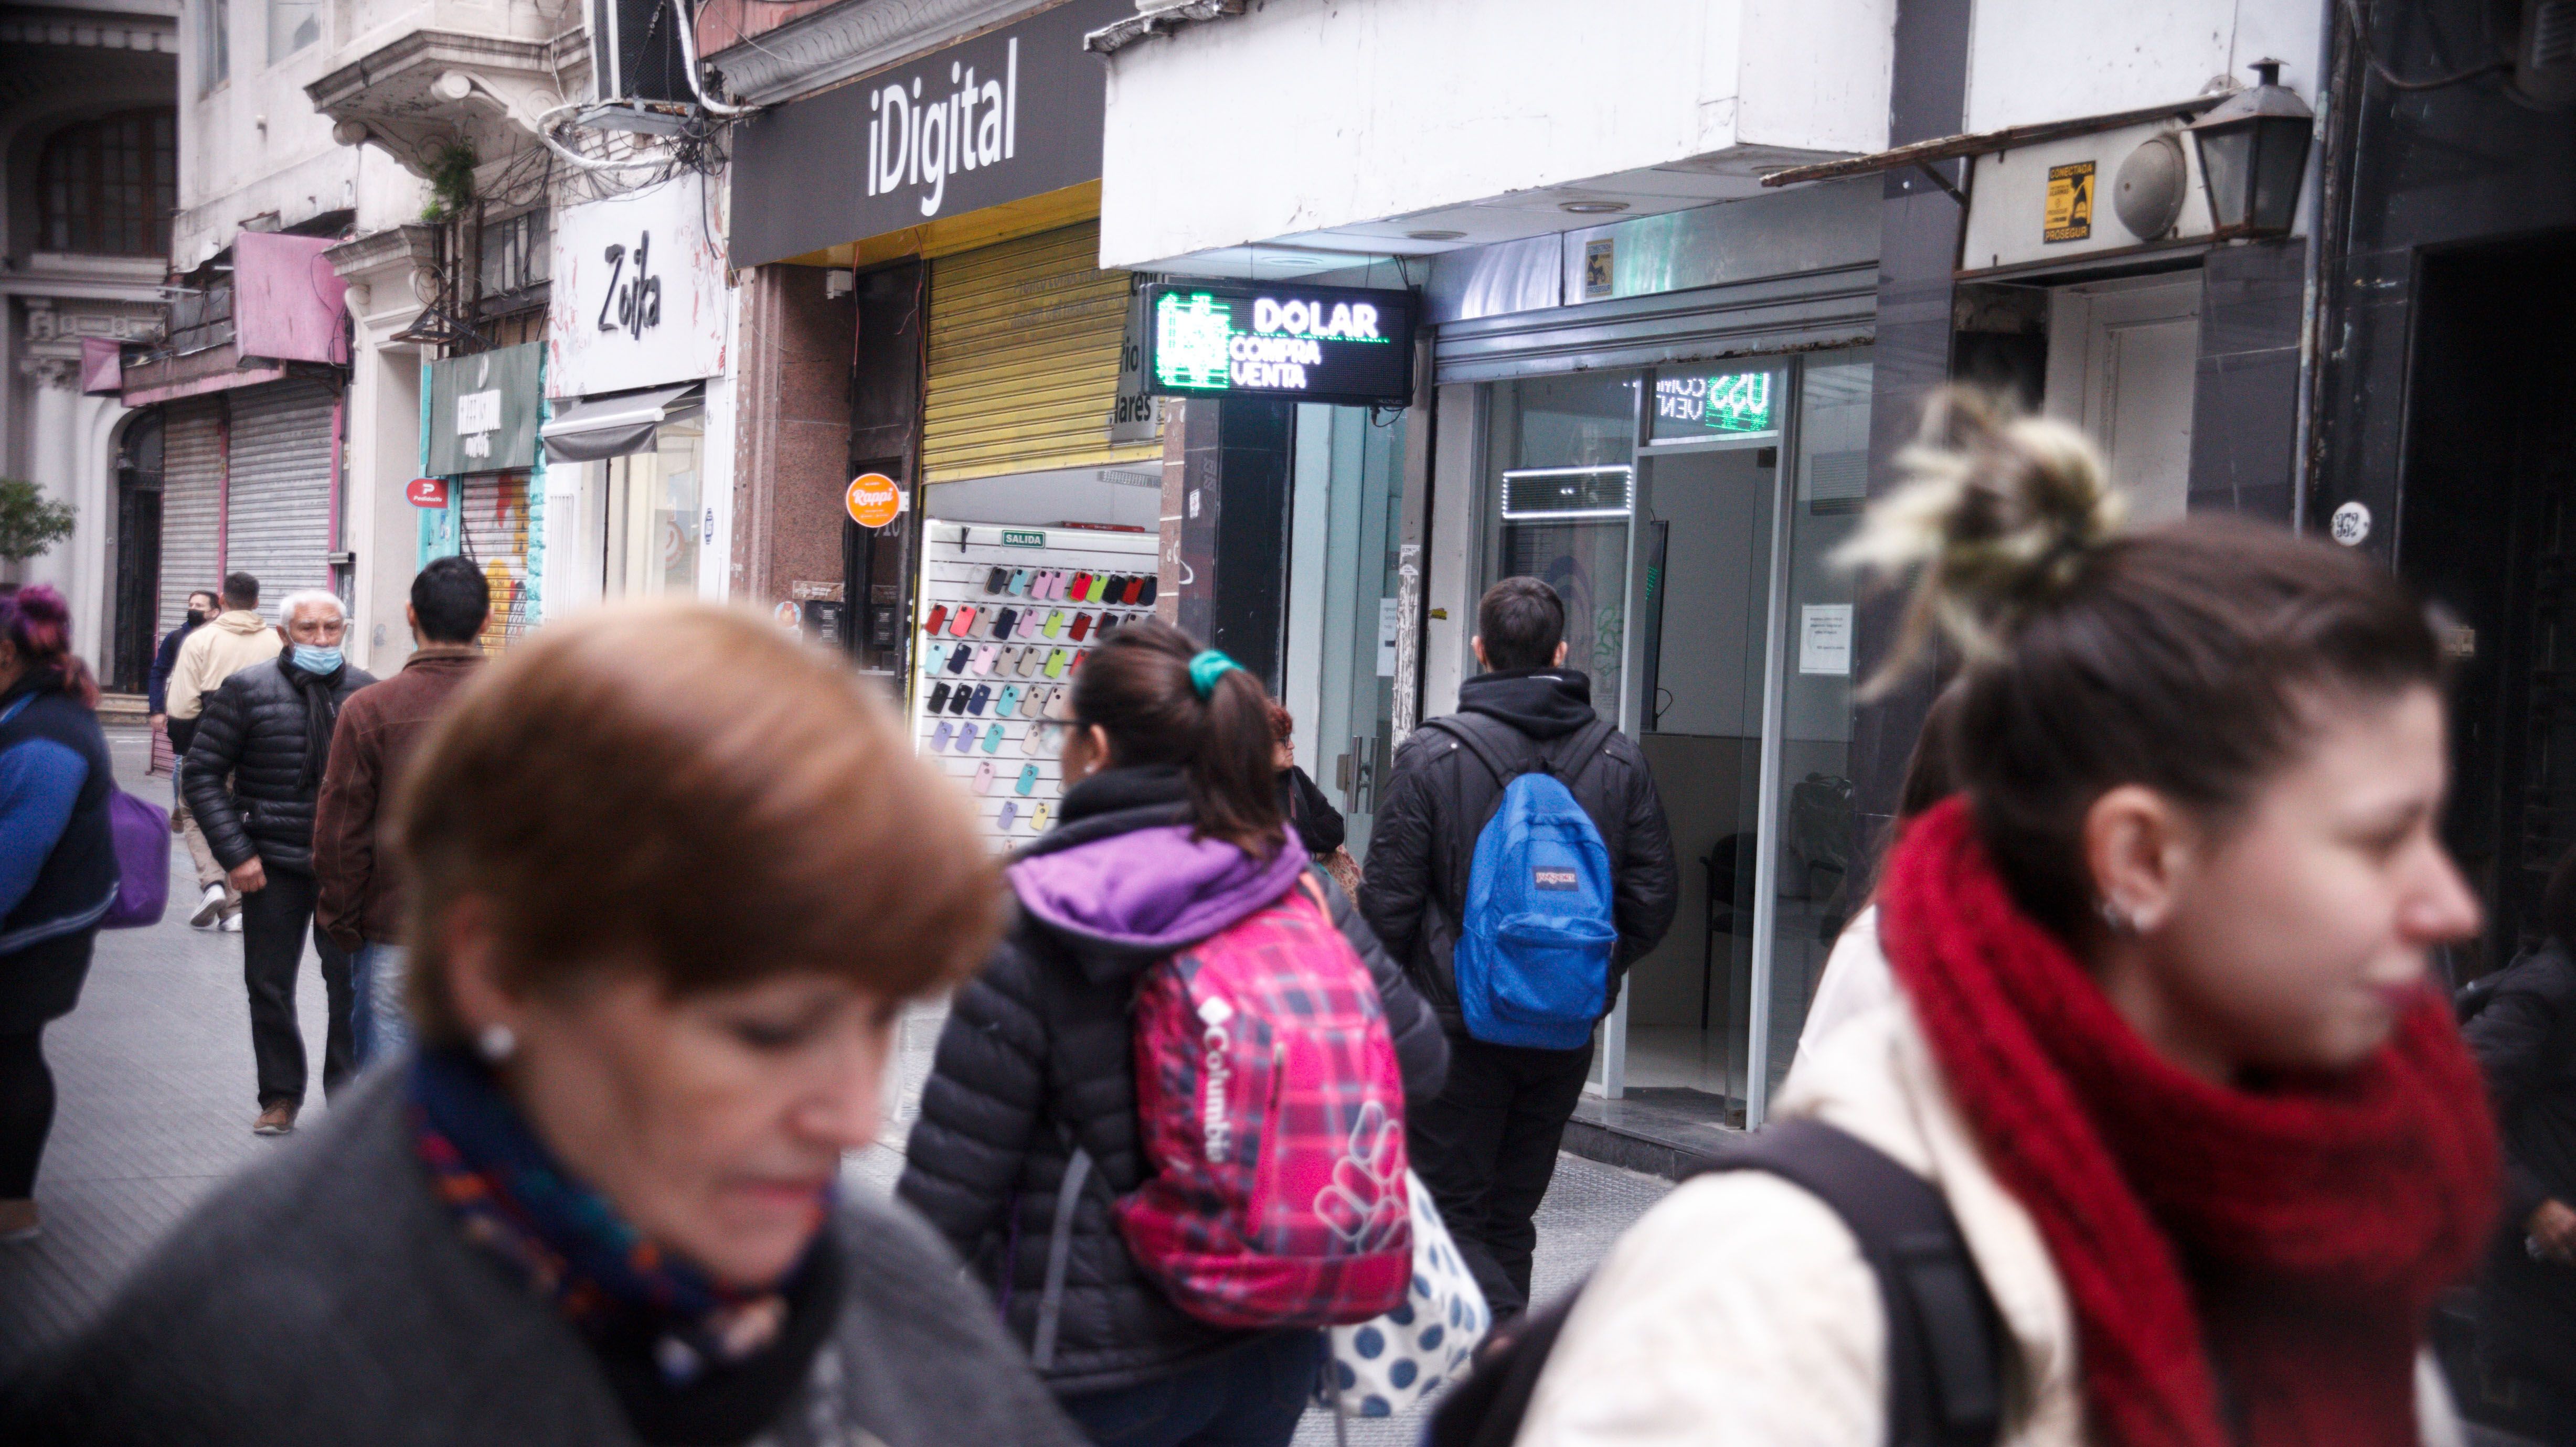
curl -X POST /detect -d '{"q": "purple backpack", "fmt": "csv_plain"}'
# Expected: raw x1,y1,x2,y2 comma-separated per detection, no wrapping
101,786,169,929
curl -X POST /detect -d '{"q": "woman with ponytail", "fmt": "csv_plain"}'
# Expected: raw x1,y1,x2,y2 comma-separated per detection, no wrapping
1512,392,2499,1446
900,619,1446,1447
0,586,114,1244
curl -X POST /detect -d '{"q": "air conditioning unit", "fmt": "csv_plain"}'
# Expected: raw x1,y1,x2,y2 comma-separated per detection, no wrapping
589,0,689,106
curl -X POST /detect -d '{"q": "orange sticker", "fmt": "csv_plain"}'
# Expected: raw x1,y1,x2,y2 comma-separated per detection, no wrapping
846,473,903,529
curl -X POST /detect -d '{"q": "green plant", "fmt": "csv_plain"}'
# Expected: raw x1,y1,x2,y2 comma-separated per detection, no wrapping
421,140,478,222
0,478,74,562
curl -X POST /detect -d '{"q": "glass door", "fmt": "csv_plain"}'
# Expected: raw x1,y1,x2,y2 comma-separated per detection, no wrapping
1284,405,1410,859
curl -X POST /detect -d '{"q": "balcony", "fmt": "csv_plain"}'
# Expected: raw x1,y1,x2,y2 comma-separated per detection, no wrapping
304,25,589,178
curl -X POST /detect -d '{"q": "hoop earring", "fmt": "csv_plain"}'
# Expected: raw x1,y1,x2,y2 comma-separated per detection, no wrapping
477,1024,517,1063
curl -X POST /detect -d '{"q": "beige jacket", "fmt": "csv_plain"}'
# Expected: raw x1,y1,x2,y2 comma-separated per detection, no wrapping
1516,995,2465,1447
166,611,281,721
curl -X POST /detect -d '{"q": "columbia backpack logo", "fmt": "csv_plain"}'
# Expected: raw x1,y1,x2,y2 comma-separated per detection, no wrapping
1198,995,1236,1163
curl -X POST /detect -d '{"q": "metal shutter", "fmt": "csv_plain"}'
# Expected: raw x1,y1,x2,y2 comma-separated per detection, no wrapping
921,222,1162,484
1432,263,1880,384
225,380,338,617
459,473,533,650
158,396,225,637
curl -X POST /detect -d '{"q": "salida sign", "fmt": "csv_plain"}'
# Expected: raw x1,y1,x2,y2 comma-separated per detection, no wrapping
1143,283,1416,406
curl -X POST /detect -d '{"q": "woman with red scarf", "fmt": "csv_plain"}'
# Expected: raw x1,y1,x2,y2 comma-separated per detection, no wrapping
1515,391,2500,1447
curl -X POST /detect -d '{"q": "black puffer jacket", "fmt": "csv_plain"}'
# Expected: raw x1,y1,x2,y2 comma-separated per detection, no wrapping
2465,941,2576,1384
896,766,1447,1394
1358,667,1680,1033
182,656,376,875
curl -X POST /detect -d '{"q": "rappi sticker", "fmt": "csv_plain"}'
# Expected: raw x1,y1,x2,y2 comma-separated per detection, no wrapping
845,473,903,529
406,477,451,509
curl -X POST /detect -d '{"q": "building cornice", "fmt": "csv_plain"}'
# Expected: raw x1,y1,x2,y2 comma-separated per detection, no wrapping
0,9,177,51
708,0,1052,106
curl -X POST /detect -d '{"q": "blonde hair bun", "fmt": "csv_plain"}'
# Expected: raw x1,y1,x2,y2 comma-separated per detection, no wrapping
1836,386,2123,689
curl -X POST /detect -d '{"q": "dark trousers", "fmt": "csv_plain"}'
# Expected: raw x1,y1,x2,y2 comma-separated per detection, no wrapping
1056,1330,1318,1447
1405,1033,1595,1319
241,866,354,1108
0,1030,51,1199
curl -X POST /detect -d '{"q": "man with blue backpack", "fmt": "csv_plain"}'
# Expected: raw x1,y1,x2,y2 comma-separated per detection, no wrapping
1360,576,1677,1320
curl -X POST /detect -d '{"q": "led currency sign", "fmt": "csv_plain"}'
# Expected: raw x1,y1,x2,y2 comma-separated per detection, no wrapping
1144,283,1416,406
1652,369,1780,440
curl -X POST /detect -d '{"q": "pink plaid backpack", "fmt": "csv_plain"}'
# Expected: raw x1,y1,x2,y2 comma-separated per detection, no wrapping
1113,874,1414,1330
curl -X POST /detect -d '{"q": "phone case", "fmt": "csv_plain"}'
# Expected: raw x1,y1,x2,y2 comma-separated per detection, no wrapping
983,723,1005,754
947,606,974,638
997,800,1019,831
965,683,991,714
922,604,950,636
1030,801,1051,831
942,644,970,674
1015,763,1039,796
988,608,1015,640
926,683,952,714
1069,612,1094,642
994,684,1023,717
1138,576,1157,606
1121,576,1145,605
930,721,953,753
969,645,997,675
985,566,1009,594
974,760,995,794
1046,648,1069,678
1009,569,1033,595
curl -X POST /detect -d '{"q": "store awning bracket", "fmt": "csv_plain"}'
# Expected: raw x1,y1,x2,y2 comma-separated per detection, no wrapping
1913,161,1966,206
1759,93,2228,188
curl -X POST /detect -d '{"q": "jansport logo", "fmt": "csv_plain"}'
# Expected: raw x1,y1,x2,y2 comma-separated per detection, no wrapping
1532,867,1579,891
1198,995,1234,1164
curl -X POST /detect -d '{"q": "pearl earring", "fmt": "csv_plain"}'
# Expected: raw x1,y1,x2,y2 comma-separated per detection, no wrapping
477,1024,517,1062
2099,898,2134,935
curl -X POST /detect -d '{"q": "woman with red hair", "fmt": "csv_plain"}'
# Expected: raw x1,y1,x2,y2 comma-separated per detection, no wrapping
0,585,112,1244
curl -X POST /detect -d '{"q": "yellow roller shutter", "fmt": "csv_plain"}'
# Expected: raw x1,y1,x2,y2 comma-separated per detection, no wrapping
922,221,1163,484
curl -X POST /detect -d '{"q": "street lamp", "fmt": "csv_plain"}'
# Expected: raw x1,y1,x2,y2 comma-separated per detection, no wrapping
2188,59,2315,239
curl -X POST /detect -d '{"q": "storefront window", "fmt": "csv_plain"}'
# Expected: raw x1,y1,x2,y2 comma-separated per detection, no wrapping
1283,405,1408,859
1470,351,1872,1123
600,420,703,599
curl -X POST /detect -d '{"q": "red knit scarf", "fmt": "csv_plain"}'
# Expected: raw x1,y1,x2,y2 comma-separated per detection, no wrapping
1879,799,2498,1447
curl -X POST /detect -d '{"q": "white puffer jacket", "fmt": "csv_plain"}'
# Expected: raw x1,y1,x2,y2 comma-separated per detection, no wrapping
1514,994,2467,1447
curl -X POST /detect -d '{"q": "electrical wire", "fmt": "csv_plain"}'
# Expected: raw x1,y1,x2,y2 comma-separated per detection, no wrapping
2338,0,2510,92
673,0,758,117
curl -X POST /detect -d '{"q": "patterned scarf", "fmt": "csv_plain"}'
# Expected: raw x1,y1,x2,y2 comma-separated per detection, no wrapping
408,1047,823,1385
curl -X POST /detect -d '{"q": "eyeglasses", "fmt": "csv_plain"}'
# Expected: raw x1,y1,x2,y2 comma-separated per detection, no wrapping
1028,718,1086,759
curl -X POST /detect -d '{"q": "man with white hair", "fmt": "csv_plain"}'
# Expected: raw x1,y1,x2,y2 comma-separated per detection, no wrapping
182,587,378,1135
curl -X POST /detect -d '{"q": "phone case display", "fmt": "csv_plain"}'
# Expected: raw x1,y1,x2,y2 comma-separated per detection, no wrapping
913,521,1162,848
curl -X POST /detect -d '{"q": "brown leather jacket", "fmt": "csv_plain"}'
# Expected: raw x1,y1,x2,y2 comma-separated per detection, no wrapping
312,646,485,950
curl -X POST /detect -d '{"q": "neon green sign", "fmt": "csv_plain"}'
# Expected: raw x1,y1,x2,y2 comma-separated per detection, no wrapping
1153,292,1234,392
1653,370,1776,437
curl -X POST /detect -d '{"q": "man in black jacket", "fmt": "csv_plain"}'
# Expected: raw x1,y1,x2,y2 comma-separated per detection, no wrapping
1359,577,1677,1320
182,589,376,1135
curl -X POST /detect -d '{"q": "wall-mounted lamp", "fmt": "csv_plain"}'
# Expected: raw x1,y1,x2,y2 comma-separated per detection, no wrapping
2187,59,2314,239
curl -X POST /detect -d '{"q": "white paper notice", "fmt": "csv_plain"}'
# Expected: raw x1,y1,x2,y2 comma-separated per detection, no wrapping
1800,604,1853,676
1377,597,1400,677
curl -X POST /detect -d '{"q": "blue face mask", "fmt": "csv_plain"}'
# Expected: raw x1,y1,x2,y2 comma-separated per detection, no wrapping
290,644,344,675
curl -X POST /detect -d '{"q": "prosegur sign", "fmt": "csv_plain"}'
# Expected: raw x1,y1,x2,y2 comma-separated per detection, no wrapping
727,0,1126,270
1143,283,1417,407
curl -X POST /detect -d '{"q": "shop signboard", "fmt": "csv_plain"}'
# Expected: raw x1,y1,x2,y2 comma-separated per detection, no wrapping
1649,366,1781,442
426,342,542,474
548,174,728,399
1142,283,1417,407
728,0,1129,271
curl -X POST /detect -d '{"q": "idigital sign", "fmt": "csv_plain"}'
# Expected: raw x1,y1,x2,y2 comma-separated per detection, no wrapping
1143,283,1417,406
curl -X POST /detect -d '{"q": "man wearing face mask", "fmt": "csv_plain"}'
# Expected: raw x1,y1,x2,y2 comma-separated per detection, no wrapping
167,575,285,934
183,589,377,1135
149,589,229,930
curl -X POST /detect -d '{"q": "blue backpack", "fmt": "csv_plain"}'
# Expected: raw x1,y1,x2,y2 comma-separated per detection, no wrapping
1427,715,1621,1050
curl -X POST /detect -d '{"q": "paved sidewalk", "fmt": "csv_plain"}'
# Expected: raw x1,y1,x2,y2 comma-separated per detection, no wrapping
0,725,1676,1434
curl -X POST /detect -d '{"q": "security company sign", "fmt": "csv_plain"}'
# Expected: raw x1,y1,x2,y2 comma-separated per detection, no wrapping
2045,160,2096,242
727,0,1128,271
549,173,728,399
1143,283,1417,407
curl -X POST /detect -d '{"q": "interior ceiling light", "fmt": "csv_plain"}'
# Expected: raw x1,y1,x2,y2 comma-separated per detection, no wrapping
1406,229,1467,241
1559,200,1630,215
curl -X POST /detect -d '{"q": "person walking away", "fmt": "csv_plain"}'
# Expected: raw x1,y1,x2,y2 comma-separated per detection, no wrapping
1500,390,2499,1447
1358,576,1677,1322
314,557,489,1068
3,602,1085,1447
899,619,1448,1447
1268,700,1356,894
167,576,279,933
2463,844,2576,1440
0,588,115,1245
183,588,375,1135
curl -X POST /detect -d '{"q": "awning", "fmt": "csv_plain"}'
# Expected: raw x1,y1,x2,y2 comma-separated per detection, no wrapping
539,383,704,463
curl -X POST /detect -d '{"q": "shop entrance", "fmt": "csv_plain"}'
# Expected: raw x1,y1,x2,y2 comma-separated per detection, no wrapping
1474,350,1874,1123
1283,405,1409,859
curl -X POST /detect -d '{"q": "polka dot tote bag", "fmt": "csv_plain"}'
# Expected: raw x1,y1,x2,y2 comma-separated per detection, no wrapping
1317,1169,1489,1425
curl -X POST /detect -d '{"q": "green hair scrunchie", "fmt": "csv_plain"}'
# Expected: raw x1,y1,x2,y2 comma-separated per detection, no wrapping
1188,650,1242,699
